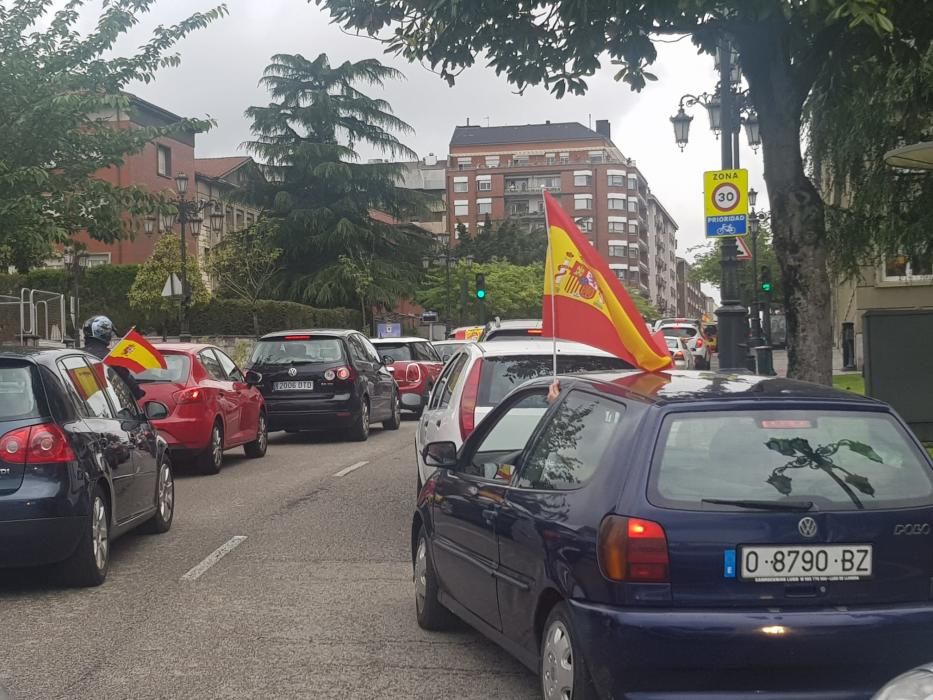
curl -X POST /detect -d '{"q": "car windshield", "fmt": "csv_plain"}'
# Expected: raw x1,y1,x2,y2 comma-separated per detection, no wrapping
136,354,191,383
478,354,633,406
373,344,412,362
650,409,933,512
0,364,41,420
660,326,697,338
251,338,345,365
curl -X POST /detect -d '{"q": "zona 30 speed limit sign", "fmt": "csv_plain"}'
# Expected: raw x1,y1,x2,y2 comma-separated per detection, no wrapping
704,168,749,238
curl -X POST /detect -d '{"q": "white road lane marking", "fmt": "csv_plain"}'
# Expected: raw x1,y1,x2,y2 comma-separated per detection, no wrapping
334,461,369,478
181,536,247,581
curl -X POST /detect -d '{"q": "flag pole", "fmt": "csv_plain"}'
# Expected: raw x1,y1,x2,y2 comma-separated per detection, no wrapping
543,191,557,378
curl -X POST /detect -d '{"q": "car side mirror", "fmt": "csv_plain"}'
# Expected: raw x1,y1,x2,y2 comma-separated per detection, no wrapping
244,370,262,386
382,355,395,366
144,401,169,421
423,441,458,469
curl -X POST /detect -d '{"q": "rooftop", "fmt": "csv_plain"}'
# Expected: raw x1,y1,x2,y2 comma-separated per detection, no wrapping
195,156,253,180
450,122,610,148
396,161,446,191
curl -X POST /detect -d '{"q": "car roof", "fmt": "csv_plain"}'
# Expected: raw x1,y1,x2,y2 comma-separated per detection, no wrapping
487,319,543,329
526,370,882,407
258,329,357,340
370,336,429,344
0,347,86,363
153,343,215,353
475,339,616,358
432,339,466,345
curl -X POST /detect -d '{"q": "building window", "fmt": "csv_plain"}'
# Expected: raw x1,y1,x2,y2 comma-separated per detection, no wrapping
454,201,469,216
485,156,500,168
608,221,626,233
574,172,592,187
453,178,469,193
589,150,605,163
608,196,626,210
574,195,592,211
608,174,625,187
477,198,492,215
559,152,570,164
457,157,472,170
613,269,626,282
576,217,593,232
513,155,529,167
477,179,492,191
629,222,638,233
608,245,626,258
545,152,556,165
628,176,638,190
627,199,638,212
884,253,933,281
157,145,171,177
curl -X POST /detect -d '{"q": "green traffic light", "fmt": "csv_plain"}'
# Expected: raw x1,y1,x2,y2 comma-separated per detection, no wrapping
476,289,486,299
761,282,772,292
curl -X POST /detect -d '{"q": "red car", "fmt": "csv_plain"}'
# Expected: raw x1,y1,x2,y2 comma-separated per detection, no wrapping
137,344,267,474
370,337,443,416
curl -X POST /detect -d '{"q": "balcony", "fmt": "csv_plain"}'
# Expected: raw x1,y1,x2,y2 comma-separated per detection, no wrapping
505,176,562,195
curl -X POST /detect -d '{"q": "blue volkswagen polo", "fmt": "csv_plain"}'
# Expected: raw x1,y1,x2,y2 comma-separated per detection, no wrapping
413,370,933,699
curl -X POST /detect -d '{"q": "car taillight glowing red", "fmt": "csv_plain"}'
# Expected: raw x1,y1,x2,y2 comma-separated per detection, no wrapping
406,363,422,384
173,387,203,404
674,351,684,360
695,337,704,348
0,424,75,464
459,359,483,440
597,515,669,583
336,366,352,381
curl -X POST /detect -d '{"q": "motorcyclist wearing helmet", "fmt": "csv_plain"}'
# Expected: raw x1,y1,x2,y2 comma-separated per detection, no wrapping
82,315,145,400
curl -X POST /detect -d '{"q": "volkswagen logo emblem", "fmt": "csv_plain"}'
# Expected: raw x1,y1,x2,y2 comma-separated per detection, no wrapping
287,367,298,377
798,517,818,538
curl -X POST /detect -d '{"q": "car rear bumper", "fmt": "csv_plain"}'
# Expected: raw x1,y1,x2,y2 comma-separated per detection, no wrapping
0,515,87,568
399,389,425,410
265,396,362,431
152,416,212,452
568,599,933,699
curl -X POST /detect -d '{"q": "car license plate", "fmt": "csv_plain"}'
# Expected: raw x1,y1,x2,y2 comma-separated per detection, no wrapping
740,544,872,582
273,381,314,391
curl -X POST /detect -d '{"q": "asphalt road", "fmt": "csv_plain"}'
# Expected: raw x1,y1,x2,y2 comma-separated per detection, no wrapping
0,419,538,700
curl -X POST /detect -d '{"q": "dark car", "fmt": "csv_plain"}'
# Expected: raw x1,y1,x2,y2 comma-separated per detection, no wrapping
246,330,401,441
0,348,174,587
371,337,444,416
414,370,933,699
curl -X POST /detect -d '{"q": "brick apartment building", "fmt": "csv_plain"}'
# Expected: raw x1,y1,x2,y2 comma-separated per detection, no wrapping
444,120,678,299
675,257,707,319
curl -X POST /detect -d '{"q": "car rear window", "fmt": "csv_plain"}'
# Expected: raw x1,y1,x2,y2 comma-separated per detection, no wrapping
374,344,412,362
250,337,345,365
0,363,42,420
664,337,680,350
478,354,633,406
650,410,933,512
485,328,542,340
660,326,697,338
136,353,190,383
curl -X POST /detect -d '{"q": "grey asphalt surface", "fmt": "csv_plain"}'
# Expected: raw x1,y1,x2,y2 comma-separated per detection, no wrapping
0,419,537,699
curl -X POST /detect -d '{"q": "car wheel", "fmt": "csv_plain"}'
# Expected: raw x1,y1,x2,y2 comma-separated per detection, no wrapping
244,412,269,458
199,421,224,474
414,525,454,631
140,455,174,534
383,392,401,431
540,603,597,700
347,398,370,442
61,484,110,587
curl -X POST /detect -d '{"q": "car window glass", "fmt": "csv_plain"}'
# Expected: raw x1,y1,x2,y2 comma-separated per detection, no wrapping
59,356,114,419
439,354,470,409
359,336,382,363
104,367,140,418
346,336,368,366
200,350,227,380
375,343,413,362
518,391,624,490
466,390,549,481
413,343,435,362
429,353,463,410
0,363,41,420
214,349,243,381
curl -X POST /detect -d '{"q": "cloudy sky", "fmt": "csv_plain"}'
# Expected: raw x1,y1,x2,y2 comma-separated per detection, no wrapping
87,0,773,300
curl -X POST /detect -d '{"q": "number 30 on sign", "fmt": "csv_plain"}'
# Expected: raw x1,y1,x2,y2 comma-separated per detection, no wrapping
704,168,749,238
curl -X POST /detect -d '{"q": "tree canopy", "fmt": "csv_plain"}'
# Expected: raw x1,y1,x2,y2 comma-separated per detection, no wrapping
129,234,210,322
456,217,548,266
688,227,782,307
0,0,226,272
241,53,432,309
316,0,933,384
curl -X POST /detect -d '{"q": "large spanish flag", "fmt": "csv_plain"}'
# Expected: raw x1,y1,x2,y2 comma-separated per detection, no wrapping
543,191,672,372
104,328,167,374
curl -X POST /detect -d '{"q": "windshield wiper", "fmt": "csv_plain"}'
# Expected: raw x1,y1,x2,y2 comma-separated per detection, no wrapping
701,498,814,512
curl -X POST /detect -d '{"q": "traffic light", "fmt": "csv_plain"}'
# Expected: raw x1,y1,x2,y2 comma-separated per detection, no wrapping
475,273,487,300
760,266,773,293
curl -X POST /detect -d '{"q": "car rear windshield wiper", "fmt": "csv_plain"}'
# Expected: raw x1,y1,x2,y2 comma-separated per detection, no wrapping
701,498,814,512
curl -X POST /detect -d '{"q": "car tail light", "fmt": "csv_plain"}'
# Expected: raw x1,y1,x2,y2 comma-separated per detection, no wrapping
173,387,203,404
0,424,75,464
459,359,484,440
406,363,422,384
695,337,704,348
674,351,684,360
597,515,670,583
284,335,311,340
325,366,354,381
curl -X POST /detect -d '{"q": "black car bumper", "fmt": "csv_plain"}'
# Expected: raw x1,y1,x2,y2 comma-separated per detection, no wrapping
0,515,87,568
265,396,363,432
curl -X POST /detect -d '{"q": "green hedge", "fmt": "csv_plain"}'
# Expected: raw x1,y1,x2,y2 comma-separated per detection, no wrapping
0,267,361,337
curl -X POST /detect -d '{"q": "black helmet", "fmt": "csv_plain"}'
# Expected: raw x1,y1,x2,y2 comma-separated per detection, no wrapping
82,315,115,344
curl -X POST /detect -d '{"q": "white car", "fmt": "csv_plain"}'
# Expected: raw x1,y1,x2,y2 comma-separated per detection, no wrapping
656,320,711,370
664,335,696,369
414,339,634,492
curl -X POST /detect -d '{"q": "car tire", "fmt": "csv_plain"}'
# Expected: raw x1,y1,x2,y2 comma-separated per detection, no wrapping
347,398,370,442
540,603,598,700
60,484,110,587
198,420,224,474
383,392,401,431
140,454,175,535
414,525,454,631
244,412,269,458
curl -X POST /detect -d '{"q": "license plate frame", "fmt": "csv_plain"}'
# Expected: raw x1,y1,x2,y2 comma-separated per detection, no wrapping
739,544,873,582
273,380,314,391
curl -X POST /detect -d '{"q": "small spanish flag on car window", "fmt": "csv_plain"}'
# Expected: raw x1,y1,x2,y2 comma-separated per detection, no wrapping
104,328,167,374
542,191,672,372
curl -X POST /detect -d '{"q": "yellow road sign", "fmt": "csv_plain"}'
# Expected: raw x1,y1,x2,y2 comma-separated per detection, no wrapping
704,169,749,237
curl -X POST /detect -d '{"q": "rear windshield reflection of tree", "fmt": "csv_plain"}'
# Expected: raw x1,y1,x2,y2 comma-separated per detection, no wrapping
526,401,594,489
501,357,630,386
765,438,882,509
